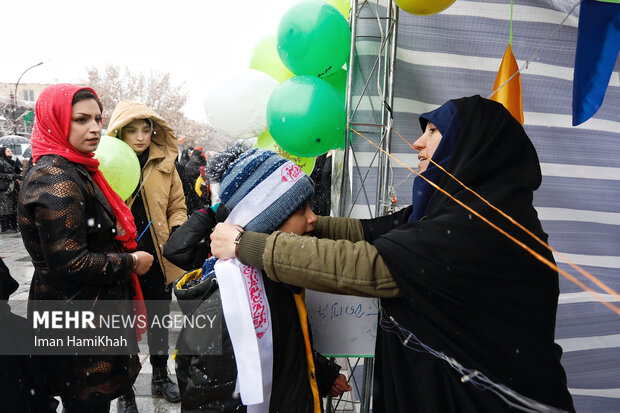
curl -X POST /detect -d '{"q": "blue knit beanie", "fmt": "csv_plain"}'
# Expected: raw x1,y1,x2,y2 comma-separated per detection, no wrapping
208,145,315,233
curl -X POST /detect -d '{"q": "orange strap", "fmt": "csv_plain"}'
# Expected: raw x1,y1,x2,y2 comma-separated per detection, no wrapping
352,127,620,317
293,290,321,413
393,128,620,303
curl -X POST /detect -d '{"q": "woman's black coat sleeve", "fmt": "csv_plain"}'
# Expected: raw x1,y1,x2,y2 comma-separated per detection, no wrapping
360,205,413,242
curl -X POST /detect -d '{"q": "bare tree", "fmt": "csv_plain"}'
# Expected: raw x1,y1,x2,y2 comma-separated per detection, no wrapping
87,65,186,128
176,118,233,152
86,65,232,149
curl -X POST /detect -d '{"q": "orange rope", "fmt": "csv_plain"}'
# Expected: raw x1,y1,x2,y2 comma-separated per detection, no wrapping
393,128,620,303
351,128,620,317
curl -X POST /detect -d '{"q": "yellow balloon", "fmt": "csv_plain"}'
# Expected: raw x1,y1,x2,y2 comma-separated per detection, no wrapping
255,129,316,176
250,34,295,83
395,0,456,15
324,0,351,19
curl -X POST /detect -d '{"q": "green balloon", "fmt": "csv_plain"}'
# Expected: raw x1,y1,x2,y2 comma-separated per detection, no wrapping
323,69,347,149
277,0,351,78
324,68,347,103
250,34,295,83
267,75,346,157
95,136,141,201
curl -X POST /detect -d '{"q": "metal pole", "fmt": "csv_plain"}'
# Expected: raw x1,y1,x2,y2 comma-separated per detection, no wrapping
12,61,43,134
383,5,399,215
325,355,334,413
360,357,374,413
374,0,396,218
339,0,359,218
325,393,332,413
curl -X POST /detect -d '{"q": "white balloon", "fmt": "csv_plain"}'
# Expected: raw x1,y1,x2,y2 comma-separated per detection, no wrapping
204,69,279,140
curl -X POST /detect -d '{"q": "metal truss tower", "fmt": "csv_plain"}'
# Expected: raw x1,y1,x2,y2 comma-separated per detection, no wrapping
334,0,399,220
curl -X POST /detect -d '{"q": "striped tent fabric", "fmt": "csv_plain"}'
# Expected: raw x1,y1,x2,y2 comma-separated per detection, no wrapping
348,1,620,411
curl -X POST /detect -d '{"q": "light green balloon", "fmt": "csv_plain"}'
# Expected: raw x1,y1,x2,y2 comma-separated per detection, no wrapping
267,75,346,157
255,129,316,175
324,0,351,18
250,34,295,83
95,136,141,201
277,0,351,78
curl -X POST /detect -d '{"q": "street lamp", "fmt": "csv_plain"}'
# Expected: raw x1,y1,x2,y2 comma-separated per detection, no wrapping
12,61,44,134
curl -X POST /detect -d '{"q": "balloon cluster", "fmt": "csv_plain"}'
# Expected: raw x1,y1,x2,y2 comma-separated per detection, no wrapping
266,0,350,158
202,0,456,171
93,1,456,199
204,0,351,171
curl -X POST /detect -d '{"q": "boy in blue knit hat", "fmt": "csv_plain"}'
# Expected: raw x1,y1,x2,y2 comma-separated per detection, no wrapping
164,144,350,413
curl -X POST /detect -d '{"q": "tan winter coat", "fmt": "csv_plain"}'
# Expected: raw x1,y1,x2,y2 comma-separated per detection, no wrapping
107,101,187,284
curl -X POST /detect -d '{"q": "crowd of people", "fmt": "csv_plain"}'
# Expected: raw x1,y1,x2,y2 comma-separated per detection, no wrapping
0,83,575,413
0,146,22,233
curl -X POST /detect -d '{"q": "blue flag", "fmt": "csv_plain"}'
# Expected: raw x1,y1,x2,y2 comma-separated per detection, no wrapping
572,0,620,126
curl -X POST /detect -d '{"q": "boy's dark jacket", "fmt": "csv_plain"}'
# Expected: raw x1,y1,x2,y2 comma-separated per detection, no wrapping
165,208,341,413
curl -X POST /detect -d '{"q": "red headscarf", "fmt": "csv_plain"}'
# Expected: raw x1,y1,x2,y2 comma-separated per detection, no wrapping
31,83,137,251
32,84,146,339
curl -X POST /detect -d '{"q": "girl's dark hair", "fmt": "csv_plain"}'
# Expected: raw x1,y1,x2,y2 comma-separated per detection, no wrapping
72,88,103,111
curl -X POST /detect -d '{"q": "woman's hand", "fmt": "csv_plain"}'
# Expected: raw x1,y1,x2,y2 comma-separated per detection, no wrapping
210,223,244,259
133,251,154,275
329,373,352,397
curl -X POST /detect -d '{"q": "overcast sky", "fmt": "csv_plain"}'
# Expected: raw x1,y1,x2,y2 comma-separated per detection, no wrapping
1,0,297,121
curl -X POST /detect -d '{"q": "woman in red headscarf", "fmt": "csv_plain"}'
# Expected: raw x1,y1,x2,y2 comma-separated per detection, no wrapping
17,84,154,412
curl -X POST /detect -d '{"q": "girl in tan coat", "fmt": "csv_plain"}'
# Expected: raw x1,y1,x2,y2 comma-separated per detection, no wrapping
106,101,187,412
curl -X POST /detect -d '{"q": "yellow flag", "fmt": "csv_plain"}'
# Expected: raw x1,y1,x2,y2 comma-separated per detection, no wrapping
491,44,524,125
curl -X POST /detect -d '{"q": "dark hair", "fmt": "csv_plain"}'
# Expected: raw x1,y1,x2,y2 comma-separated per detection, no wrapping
72,88,103,111
144,118,154,131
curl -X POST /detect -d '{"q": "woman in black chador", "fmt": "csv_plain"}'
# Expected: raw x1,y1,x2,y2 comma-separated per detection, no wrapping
210,96,575,413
